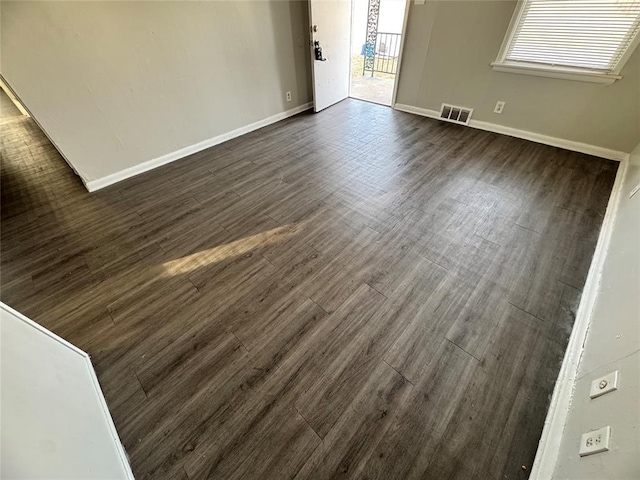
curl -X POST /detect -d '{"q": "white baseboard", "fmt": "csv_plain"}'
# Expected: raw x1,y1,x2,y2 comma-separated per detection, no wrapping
394,103,629,162
85,102,313,192
528,156,629,479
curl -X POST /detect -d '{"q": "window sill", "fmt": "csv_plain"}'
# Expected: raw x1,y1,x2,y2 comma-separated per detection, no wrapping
491,62,622,85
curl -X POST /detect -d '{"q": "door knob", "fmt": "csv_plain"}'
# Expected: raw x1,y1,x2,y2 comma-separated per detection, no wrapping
312,24,318,33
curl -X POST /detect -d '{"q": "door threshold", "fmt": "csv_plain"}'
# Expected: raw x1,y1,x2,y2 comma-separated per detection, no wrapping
347,96,392,107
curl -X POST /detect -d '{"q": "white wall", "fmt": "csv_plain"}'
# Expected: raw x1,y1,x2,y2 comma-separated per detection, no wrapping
551,144,640,479
0,1,312,185
0,303,133,479
396,1,640,154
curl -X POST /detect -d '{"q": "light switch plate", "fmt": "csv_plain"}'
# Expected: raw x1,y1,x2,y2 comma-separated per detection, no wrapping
590,371,618,399
579,426,611,457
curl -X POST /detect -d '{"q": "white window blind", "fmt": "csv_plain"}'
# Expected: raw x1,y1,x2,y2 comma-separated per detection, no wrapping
505,0,640,72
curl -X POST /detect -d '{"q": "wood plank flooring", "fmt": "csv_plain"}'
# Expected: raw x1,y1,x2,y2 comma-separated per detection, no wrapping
0,94,618,480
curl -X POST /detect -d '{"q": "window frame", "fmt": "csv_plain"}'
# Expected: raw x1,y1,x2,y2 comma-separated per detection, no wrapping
492,0,640,85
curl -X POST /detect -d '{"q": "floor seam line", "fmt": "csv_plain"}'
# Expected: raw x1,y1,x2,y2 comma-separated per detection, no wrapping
381,359,415,386
365,281,388,299
182,465,192,480
557,278,583,291
230,330,250,354
306,296,330,316
445,338,481,361
106,309,117,326
187,277,201,293
156,241,167,254
508,302,550,324
416,251,450,272
294,405,324,442
133,370,149,400
473,233,502,248
259,253,277,269
513,222,542,235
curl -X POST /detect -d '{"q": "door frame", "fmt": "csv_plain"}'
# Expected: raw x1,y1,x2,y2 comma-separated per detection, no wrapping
0,75,30,117
0,74,80,180
390,0,411,108
348,0,355,99
347,0,412,108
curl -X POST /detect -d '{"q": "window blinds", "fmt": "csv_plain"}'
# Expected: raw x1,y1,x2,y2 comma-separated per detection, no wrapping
505,0,640,72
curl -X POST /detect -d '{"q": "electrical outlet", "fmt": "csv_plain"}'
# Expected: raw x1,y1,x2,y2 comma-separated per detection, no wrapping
494,101,505,114
590,371,618,399
286,91,292,102
579,426,611,457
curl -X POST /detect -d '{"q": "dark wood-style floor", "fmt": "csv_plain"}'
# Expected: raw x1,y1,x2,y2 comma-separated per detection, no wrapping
1,93,618,480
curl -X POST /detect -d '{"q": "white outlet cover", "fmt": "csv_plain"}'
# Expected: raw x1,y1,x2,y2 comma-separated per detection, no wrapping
579,426,611,457
590,371,619,399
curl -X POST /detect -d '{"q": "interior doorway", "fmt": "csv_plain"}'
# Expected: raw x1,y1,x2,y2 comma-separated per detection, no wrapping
0,76,30,119
349,0,407,106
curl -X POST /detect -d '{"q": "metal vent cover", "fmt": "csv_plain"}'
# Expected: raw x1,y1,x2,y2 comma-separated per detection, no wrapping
439,103,473,125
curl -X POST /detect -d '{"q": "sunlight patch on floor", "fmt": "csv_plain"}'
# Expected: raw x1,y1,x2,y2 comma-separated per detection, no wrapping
161,223,300,277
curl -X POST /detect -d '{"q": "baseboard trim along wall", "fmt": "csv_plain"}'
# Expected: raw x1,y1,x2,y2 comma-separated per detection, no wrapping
85,102,313,192
394,103,630,162
528,156,630,479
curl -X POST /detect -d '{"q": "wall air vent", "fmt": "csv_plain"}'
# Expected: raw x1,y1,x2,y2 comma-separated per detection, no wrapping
439,103,473,125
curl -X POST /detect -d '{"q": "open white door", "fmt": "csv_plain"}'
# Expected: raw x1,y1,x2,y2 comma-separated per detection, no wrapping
309,0,351,112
